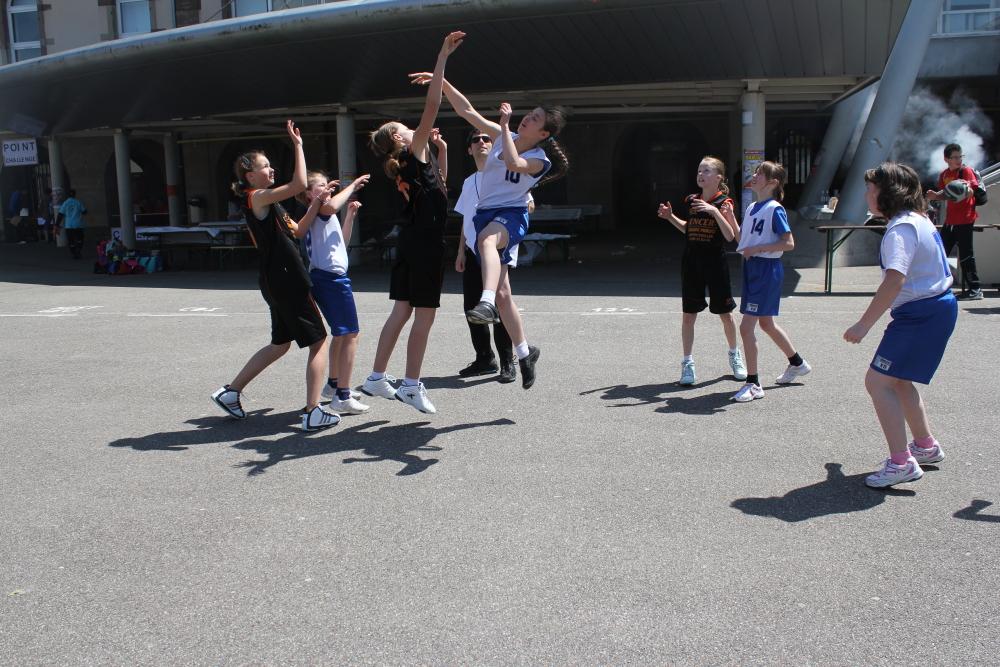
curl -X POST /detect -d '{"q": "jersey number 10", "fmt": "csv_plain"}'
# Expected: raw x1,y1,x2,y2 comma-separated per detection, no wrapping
504,170,521,184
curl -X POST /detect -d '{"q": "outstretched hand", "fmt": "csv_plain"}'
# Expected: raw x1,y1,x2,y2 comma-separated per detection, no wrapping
440,31,466,56
286,119,302,146
430,128,447,148
408,71,433,86
351,174,371,191
657,202,673,220
347,200,362,214
689,199,718,215
499,102,512,127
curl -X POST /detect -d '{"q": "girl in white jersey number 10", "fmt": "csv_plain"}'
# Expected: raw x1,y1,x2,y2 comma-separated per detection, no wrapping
410,68,570,389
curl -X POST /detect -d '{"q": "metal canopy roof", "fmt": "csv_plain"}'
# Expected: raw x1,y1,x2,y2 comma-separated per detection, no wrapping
0,0,910,136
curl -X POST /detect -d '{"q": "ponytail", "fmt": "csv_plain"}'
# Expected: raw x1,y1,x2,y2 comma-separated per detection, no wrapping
368,122,404,179
536,104,570,187
538,136,569,187
757,161,787,202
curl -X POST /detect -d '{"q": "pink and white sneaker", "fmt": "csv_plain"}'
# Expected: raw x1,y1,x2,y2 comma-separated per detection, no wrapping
865,457,923,488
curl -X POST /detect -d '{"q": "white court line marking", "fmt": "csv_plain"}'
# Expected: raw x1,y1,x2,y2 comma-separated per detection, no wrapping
127,313,228,317
0,313,78,317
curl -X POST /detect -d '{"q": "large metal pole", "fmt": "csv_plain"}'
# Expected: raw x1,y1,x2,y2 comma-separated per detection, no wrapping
834,0,945,223
798,82,878,212
740,81,765,214
336,107,359,262
164,132,183,226
114,129,135,249
48,137,68,247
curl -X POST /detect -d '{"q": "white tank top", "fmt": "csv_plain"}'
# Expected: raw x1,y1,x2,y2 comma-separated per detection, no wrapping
305,213,349,275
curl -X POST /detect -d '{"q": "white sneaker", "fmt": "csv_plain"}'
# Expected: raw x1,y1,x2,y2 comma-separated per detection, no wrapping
395,382,436,414
361,375,397,400
328,395,370,415
865,457,923,488
679,359,696,386
301,405,341,432
729,349,748,381
908,441,945,465
731,383,764,402
775,359,812,384
211,385,246,419
321,383,364,401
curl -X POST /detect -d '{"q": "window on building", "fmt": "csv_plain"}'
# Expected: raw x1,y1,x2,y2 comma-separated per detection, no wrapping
233,0,328,15
938,0,1000,34
8,0,41,62
118,0,152,36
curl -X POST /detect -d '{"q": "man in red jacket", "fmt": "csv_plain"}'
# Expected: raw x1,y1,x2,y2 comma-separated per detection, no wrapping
926,143,982,300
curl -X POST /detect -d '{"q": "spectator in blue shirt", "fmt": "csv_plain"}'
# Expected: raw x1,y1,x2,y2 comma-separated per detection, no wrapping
56,190,87,259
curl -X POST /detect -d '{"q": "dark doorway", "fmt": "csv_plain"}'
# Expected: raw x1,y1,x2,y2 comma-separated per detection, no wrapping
104,139,167,228
613,122,710,252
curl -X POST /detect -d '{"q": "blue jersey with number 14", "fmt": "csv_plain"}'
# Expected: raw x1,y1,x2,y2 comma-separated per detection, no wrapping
476,133,551,210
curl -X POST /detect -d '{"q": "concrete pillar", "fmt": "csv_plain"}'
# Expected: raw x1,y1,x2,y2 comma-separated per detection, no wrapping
798,82,878,212
740,82,765,214
114,129,135,249
336,107,359,261
834,0,945,224
164,133,182,226
48,137,68,247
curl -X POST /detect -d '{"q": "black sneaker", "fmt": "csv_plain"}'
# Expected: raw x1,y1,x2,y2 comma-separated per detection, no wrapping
958,289,984,301
466,301,500,325
518,346,540,389
459,355,498,377
498,357,517,384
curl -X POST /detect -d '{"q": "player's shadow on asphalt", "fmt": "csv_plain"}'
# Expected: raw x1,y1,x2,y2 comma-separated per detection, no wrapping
420,374,504,390
581,377,739,415
108,408,297,451
954,499,1000,523
233,418,514,477
730,462,916,522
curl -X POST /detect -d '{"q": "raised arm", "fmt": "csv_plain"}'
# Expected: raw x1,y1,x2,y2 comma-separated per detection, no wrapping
498,103,547,175
431,129,448,182
342,200,361,246
409,73,500,139
329,174,370,211
252,120,307,211
656,201,686,232
411,31,465,163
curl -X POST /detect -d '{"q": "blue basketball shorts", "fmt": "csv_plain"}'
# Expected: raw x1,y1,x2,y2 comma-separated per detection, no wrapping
310,268,360,336
473,206,529,266
740,256,783,317
870,290,957,384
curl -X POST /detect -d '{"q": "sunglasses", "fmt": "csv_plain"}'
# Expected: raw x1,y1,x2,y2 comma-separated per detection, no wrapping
469,135,491,145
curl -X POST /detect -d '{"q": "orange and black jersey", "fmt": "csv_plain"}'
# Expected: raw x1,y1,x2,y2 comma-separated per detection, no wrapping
684,191,735,254
395,149,448,236
240,189,311,293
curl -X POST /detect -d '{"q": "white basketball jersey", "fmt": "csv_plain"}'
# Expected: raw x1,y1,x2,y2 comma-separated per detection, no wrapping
737,199,790,259
880,211,953,308
306,213,349,275
476,133,551,210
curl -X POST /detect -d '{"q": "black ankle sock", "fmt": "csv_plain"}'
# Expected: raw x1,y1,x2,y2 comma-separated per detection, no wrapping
336,387,351,401
746,374,759,386
788,353,803,367
327,378,337,388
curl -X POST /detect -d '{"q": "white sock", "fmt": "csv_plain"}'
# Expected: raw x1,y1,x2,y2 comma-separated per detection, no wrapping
683,355,693,363
369,371,385,380
515,341,530,360
729,347,739,354
480,290,496,306
402,377,419,387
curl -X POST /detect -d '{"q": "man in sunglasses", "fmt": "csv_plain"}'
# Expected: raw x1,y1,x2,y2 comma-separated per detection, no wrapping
453,130,534,382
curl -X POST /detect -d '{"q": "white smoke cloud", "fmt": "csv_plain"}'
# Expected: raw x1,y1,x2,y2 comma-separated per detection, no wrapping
892,86,993,179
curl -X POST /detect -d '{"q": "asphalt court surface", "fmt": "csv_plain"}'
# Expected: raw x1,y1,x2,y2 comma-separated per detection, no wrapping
2,250,999,664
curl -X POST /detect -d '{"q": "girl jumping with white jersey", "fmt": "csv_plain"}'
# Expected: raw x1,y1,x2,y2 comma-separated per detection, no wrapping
410,71,569,389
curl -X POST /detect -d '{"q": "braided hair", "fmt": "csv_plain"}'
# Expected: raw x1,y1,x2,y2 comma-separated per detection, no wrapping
536,105,569,187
